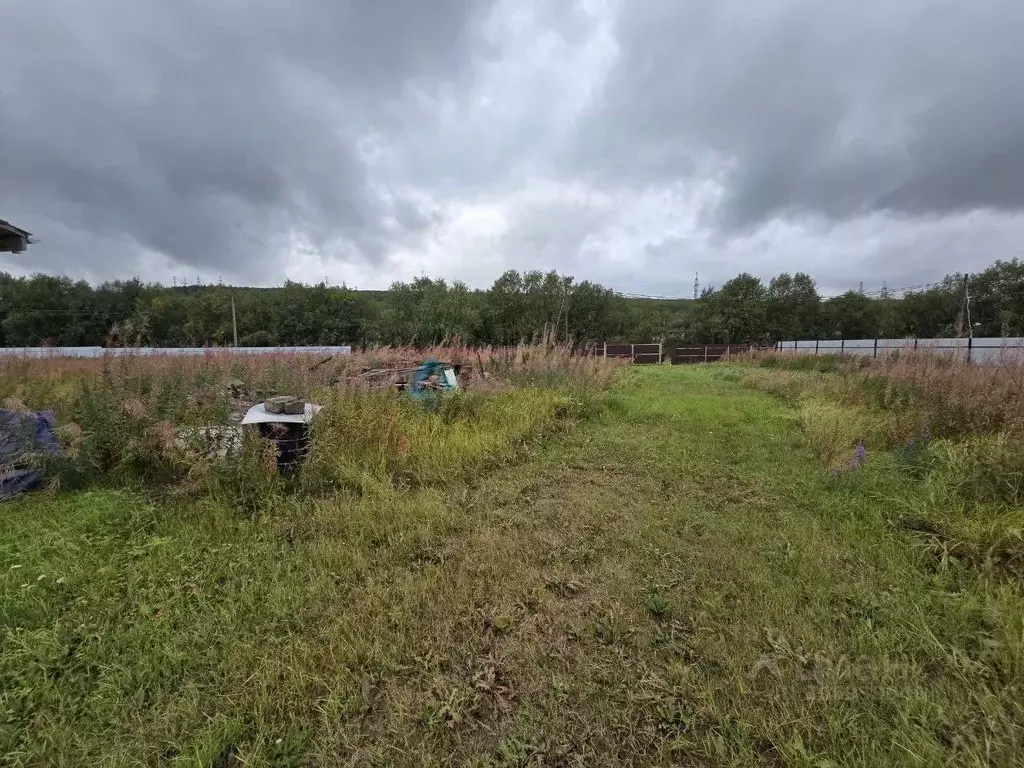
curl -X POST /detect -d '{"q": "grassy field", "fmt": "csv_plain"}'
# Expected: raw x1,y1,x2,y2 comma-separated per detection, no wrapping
2,364,1022,766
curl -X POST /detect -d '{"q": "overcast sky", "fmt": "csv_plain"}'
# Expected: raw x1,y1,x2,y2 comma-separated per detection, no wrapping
2,0,1023,295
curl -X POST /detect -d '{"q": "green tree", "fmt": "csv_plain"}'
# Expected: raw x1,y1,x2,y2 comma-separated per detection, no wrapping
767,272,820,340
966,259,1024,337
704,274,769,343
568,281,628,342
0,274,94,346
820,292,882,339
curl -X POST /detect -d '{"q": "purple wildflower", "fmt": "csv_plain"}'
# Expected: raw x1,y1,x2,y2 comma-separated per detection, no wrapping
831,441,869,476
846,441,868,471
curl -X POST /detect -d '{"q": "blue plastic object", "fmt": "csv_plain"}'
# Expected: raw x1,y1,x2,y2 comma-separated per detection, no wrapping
408,359,458,399
0,409,63,497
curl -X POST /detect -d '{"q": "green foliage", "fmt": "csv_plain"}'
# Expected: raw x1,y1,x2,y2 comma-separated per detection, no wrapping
767,272,821,341
701,272,770,343
4,257,1024,349
819,291,882,339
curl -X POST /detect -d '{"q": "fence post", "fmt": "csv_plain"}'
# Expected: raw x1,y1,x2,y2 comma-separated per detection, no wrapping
840,339,845,357
603,341,607,358
815,339,819,356
703,345,708,363
658,342,663,364
873,338,878,359
630,343,635,364
967,336,973,364
914,338,918,351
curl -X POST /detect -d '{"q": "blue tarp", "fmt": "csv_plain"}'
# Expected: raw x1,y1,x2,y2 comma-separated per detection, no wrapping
0,409,63,498
408,359,459,399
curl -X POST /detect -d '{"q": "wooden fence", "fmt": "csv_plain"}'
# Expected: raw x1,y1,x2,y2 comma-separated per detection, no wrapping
600,342,663,364
596,343,759,364
672,344,758,364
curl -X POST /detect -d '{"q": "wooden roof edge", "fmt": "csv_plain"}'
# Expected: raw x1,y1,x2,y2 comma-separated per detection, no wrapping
0,219,33,239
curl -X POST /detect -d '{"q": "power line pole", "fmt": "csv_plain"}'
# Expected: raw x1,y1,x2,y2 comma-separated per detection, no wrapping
231,293,238,347
964,273,972,339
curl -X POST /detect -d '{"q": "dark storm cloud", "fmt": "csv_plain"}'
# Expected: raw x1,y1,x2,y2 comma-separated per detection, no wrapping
574,0,1024,231
0,0,492,276
4,0,1023,291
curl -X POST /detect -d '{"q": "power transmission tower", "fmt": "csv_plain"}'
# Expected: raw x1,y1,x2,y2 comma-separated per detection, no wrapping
693,272,699,300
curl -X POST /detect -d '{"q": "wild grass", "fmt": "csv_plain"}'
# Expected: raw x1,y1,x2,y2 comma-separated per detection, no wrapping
740,352,1024,577
0,344,619,502
2,365,1023,765
750,349,1024,438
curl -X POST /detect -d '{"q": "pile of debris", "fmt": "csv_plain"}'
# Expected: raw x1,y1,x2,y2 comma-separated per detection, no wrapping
354,358,464,397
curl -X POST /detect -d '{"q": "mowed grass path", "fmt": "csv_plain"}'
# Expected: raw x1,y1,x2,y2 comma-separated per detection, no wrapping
2,366,1021,766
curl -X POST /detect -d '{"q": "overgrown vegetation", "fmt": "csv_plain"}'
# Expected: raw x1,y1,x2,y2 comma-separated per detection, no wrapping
2,358,1023,765
0,345,617,501
743,352,1024,576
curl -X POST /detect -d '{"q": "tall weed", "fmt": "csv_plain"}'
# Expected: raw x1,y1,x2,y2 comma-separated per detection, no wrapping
928,435,1024,508
798,399,885,469
751,351,1024,439
0,344,621,498
743,352,1024,571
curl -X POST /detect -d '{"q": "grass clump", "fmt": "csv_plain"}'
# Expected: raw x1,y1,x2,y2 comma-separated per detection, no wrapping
302,387,586,493
928,434,1024,508
739,353,1024,576
798,398,884,469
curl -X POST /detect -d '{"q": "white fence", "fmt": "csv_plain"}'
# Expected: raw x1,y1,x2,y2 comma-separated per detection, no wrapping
0,345,352,358
776,338,1024,364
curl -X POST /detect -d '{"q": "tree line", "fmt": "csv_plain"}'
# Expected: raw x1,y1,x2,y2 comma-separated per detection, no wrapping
0,259,1022,348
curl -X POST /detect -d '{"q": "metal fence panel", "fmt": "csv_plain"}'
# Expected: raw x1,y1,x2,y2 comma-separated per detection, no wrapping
776,337,1024,363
